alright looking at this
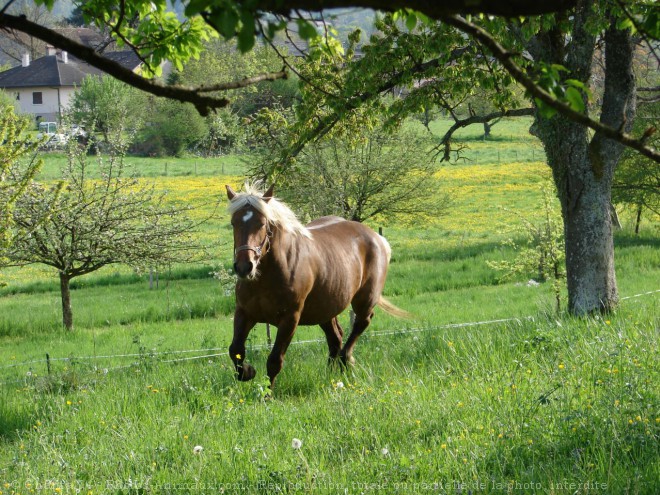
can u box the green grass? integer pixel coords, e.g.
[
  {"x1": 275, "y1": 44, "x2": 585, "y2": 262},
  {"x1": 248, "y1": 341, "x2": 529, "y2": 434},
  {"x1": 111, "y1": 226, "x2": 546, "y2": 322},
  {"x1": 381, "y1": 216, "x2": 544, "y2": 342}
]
[
  {"x1": 33, "y1": 152, "x2": 248, "y2": 180},
  {"x1": 1, "y1": 118, "x2": 658, "y2": 494}
]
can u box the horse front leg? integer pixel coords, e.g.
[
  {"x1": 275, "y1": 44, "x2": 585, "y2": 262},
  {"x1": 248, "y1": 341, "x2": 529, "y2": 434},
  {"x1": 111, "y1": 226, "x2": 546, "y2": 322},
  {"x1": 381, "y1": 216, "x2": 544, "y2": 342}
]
[
  {"x1": 267, "y1": 313, "x2": 300, "y2": 388},
  {"x1": 229, "y1": 307, "x2": 257, "y2": 381}
]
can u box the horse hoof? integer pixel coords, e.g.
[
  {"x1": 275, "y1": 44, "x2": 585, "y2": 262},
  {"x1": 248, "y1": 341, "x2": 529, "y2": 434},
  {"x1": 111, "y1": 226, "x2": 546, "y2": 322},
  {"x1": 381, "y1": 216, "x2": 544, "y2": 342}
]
[
  {"x1": 339, "y1": 354, "x2": 356, "y2": 369},
  {"x1": 236, "y1": 364, "x2": 256, "y2": 381}
]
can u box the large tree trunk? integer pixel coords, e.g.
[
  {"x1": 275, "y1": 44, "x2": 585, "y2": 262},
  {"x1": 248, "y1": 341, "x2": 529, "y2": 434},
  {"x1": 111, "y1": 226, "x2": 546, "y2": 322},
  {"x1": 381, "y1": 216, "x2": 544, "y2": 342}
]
[
  {"x1": 59, "y1": 272, "x2": 74, "y2": 330},
  {"x1": 529, "y1": 7, "x2": 635, "y2": 315}
]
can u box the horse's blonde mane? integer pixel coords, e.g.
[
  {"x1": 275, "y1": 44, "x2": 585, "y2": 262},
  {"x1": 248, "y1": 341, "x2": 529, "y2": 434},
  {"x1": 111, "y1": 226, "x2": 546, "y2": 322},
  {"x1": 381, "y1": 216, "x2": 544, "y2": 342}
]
[{"x1": 228, "y1": 183, "x2": 312, "y2": 238}]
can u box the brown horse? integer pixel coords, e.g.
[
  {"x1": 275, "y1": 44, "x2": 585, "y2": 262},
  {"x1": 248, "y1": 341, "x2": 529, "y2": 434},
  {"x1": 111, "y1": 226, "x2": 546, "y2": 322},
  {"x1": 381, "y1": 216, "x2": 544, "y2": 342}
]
[{"x1": 225, "y1": 183, "x2": 408, "y2": 387}]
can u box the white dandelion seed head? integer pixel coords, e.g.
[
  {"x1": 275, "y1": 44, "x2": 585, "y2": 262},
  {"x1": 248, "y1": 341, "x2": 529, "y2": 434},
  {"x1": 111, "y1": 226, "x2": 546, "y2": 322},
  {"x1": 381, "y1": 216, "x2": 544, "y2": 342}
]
[
  {"x1": 26, "y1": 371, "x2": 32, "y2": 377},
  {"x1": 193, "y1": 445, "x2": 203, "y2": 454},
  {"x1": 291, "y1": 438, "x2": 302, "y2": 450},
  {"x1": 381, "y1": 448, "x2": 389, "y2": 456},
  {"x1": 335, "y1": 381, "x2": 344, "y2": 389}
]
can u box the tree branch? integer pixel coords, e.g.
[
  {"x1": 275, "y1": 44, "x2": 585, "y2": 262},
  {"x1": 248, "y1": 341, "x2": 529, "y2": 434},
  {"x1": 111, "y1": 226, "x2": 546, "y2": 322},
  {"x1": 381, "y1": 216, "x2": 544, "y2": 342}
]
[
  {"x1": 440, "y1": 14, "x2": 660, "y2": 163},
  {"x1": 196, "y1": 69, "x2": 288, "y2": 93},
  {"x1": 435, "y1": 107, "x2": 535, "y2": 161}
]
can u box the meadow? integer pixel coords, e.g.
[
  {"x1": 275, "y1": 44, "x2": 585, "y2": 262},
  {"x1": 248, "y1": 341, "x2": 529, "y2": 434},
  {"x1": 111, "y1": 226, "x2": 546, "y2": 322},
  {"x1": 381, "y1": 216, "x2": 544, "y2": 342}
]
[{"x1": 0, "y1": 118, "x2": 658, "y2": 494}]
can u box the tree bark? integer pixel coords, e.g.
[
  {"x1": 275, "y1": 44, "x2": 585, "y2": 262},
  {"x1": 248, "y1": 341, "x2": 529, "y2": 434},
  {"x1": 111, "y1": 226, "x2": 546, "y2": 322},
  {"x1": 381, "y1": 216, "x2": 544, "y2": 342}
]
[{"x1": 59, "y1": 273, "x2": 74, "y2": 330}]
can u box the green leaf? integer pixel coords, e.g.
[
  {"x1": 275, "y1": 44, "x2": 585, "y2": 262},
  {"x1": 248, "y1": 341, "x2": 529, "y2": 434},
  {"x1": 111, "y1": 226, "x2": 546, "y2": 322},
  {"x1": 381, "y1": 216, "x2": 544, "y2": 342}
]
[
  {"x1": 616, "y1": 17, "x2": 635, "y2": 32},
  {"x1": 237, "y1": 11, "x2": 255, "y2": 52},
  {"x1": 406, "y1": 13, "x2": 417, "y2": 31},
  {"x1": 217, "y1": 9, "x2": 239, "y2": 38},
  {"x1": 297, "y1": 20, "x2": 318, "y2": 41},
  {"x1": 564, "y1": 79, "x2": 585, "y2": 89},
  {"x1": 535, "y1": 98, "x2": 558, "y2": 119},
  {"x1": 564, "y1": 87, "x2": 585, "y2": 113}
]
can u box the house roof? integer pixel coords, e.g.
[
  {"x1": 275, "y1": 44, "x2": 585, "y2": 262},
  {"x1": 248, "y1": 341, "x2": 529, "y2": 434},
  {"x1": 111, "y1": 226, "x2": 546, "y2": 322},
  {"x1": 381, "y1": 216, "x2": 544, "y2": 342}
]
[{"x1": 0, "y1": 50, "x2": 142, "y2": 89}]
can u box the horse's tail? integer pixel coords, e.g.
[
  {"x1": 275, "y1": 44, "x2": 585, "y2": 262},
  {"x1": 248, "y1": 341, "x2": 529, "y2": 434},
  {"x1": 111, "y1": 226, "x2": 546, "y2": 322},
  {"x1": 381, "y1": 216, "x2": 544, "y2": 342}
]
[{"x1": 377, "y1": 296, "x2": 413, "y2": 319}]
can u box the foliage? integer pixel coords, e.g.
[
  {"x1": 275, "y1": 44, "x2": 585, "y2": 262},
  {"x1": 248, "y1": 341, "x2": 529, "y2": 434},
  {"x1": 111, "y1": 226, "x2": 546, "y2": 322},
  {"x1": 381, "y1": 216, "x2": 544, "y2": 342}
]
[
  {"x1": 488, "y1": 182, "x2": 565, "y2": 312},
  {"x1": 67, "y1": 75, "x2": 147, "y2": 148},
  {"x1": 0, "y1": 104, "x2": 42, "y2": 264},
  {"x1": 59, "y1": 0, "x2": 217, "y2": 76},
  {"x1": 5, "y1": 141, "x2": 204, "y2": 329},
  {"x1": 133, "y1": 99, "x2": 209, "y2": 157}
]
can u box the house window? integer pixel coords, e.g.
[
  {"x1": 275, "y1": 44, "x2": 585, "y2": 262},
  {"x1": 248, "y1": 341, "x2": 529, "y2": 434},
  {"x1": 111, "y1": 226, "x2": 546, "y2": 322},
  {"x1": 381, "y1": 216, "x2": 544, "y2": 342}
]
[{"x1": 32, "y1": 92, "x2": 43, "y2": 105}]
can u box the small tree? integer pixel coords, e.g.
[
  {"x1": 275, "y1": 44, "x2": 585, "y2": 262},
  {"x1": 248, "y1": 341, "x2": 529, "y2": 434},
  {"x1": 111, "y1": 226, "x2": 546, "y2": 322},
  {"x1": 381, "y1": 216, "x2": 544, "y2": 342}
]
[
  {"x1": 0, "y1": 103, "x2": 42, "y2": 264},
  {"x1": 133, "y1": 99, "x2": 208, "y2": 157},
  {"x1": 488, "y1": 182, "x2": 565, "y2": 312},
  {"x1": 68, "y1": 75, "x2": 147, "y2": 149},
  {"x1": 253, "y1": 111, "x2": 451, "y2": 223},
  {"x1": 6, "y1": 143, "x2": 203, "y2": 330}
]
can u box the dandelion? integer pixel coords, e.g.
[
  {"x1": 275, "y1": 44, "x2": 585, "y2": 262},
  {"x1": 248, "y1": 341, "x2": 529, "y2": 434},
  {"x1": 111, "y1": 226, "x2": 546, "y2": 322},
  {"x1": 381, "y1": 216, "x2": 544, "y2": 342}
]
[
  {"x1": 183, "y1": 435, "x2": 189, "y2": 440},
  {"x1": 558, "y1": 363, "x2": 565, "y2": 370},
  {"x1": 66, "y1": 400, "x2": 72, "y2": 406},
  {"x1": 291, "y1": 438, "x2": 303, "y2": 450},
  {"x1": 193, "y1": 445, "x2": 203, "y2": 454},
  {"x1": 441, "y1": 444, "x2": 447, "y2": 450},
  {"x1": 26, "y1": 371, "x2": 32, "y2": 377},
  {"x1": 335, "y1": 381, "x2": 344, "y2": 389},
  {"x1": 381, "y1": 448, "x2": 389, "y2": 456},
  {"x1": 235, "y1": 354, "x2": 242, "y2": 360}
]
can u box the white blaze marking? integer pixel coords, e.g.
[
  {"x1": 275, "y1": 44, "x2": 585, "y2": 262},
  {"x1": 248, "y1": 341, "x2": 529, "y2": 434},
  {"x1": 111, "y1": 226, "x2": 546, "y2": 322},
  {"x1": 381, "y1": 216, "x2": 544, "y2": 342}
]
[{"x1": 242, "y1": 210, "x2": 254, "y2": 222}]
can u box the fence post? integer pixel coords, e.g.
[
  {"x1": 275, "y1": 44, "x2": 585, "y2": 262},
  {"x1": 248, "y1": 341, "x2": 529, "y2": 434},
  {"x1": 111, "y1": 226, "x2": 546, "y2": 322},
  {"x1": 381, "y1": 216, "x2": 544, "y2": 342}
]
[
  {"x1": 164, "y1": 162, "x2": 168, "y2": 176},
  {"x1": 46, "y1": 353, "x2": 51, "y2": 375}
]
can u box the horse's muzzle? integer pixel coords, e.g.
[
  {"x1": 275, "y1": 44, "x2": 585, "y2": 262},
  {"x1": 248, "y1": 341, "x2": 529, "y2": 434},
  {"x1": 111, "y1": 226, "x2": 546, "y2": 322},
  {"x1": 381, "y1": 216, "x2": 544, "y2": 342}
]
[{"x1": 234, "y1": 260, "x2": 255, "y2": 279}]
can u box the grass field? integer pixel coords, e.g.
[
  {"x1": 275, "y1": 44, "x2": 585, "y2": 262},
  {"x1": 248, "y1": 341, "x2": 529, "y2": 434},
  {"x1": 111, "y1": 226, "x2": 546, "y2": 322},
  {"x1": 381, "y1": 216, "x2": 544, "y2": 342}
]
[{"x1": 1, "y1": 118, "x2": 658, "y2": 494}]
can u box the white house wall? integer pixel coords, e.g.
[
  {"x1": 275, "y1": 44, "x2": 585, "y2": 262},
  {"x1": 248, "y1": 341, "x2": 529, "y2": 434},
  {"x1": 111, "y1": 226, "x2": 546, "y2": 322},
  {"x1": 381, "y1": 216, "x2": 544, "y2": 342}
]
[{"x1": 14, "y1": 86, "x2": 77, "y2": 125}]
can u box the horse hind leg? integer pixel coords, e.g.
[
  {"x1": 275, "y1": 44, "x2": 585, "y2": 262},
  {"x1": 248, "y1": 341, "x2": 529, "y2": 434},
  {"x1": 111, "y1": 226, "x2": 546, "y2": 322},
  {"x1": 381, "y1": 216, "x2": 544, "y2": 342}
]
[
  {"x1": 320, "y1": 317, "x2": 344, "y2": 362},
  {"x1": 339, "y1": 308, "x2": 374, "y2": 367}
]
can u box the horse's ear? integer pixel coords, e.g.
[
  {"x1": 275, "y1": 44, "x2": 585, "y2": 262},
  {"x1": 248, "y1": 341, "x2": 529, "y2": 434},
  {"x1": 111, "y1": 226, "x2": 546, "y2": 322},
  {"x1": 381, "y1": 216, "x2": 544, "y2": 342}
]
[
  {"x1": 226, "y1": 185, "x2": 237, "y2": 200},
  {"x1": 263, "y1": 184, "x2": 275, "y2": 203}
]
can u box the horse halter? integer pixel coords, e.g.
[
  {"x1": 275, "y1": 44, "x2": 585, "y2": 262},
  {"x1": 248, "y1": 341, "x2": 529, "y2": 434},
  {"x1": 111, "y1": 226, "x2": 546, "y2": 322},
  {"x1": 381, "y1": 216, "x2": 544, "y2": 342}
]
[{"x1": 234, "y1": 224, "x2": 273, "y2": 261}]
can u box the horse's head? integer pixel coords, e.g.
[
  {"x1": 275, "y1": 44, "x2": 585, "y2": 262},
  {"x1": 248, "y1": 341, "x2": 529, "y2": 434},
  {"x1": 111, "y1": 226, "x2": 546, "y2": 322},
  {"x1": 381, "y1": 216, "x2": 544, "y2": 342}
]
[{"x1": 226, "y1": 184, "x2": 274, "y2": 280}]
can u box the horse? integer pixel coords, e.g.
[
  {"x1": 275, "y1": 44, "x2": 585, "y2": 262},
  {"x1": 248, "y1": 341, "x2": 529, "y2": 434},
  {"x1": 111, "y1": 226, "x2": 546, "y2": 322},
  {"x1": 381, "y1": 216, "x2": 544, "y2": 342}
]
[{"x1": 225, "y1": 183, "x2": 409, "y2": 387}]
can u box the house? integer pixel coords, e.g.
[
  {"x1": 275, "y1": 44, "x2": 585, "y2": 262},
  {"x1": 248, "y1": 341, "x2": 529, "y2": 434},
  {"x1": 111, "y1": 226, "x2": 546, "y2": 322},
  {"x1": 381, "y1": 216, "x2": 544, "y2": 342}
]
[{"x1": 0, "y1": 47, "x2": 142, "y2": 125}]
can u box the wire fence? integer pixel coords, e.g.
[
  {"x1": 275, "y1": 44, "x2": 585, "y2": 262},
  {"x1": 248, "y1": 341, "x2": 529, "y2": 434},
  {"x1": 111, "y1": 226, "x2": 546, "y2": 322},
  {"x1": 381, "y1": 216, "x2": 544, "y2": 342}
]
[{"x1": 1, "y1": 289, "x2": 657, "y2": 387}]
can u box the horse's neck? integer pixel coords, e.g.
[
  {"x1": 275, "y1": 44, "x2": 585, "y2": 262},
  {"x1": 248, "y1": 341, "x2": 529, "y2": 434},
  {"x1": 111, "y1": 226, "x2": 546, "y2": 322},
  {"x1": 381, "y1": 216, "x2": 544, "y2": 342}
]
[{"x1": 264, "y1": 228, "x2": 301, "y2": 275}]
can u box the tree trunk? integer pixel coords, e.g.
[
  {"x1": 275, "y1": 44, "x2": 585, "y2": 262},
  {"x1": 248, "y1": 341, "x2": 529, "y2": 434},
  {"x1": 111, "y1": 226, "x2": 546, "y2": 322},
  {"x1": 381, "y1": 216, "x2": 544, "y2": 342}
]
[
  {"x1": 529, "y1": 9, "x2": 635, "y2": 315},
  {"x1": 59, "y1": 272, "x2": 74, "y2": 330},
  {"x1": 483, "y1": 121, "x2": 491, "y2": 139},
  {"x1": 634, "y1": 204, "x2": 643, "y2": 235}
]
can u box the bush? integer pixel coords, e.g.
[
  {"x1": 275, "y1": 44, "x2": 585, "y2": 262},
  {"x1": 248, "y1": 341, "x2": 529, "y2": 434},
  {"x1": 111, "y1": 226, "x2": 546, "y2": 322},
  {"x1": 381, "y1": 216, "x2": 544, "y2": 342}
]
[{"x1": 132, "y1": 100, "x2": 209, "y2": 157}]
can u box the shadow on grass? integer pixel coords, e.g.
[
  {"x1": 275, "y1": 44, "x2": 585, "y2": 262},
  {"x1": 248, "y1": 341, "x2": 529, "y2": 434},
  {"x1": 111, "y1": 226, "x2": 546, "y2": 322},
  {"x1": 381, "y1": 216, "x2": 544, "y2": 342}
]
[
  {"x1": 614, "y1": 231, "x2": 660, "y2": 250},
  {"x1": 0, "y1": 391, "x2": 33, "y2": 442}
]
